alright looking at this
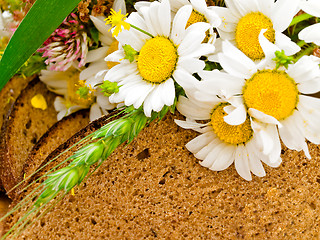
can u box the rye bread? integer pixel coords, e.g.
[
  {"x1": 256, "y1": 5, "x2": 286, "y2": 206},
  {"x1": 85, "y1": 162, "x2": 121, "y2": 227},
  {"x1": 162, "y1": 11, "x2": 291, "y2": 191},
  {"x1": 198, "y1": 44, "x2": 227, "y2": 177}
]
[
  {"x1": 19, "y1": 109, "x2": 90, "y2": 197},
  {"x1": 0, "y1": 78, "x2": 57, "y2": 198},
  {"x1": 6, "y1": 112, "x2": 320, "y2": 239},
  {"x1": 0, "y1": 76, "x2": 34, "y2": 191}
]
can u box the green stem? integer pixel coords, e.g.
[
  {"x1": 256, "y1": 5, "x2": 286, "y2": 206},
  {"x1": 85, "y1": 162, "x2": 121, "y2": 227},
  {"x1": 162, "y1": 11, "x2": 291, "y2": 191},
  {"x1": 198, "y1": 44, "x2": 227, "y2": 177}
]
[
  {"x1": 130, "y1": 24, "x2": 154, "y2": 38},
  {"x1": 295, "y1": 44, "x2": 316, "y2": 61},
  {"x1": 289, "y1": 13, "x2": 313, "y2": 27},
  {"x1": 297, "y1": 40, "x2": 306, "y2": 48}
]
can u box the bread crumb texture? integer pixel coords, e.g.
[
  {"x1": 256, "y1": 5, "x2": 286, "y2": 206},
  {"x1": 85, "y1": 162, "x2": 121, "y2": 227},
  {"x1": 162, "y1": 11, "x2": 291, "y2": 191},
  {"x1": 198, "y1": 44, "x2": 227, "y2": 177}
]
[
  {"x1": 0, "y1": 79, "x2": 57, "y2": 195},
  {"x1": 7, "y1": 113, "x2": 320, "y2": 239}
]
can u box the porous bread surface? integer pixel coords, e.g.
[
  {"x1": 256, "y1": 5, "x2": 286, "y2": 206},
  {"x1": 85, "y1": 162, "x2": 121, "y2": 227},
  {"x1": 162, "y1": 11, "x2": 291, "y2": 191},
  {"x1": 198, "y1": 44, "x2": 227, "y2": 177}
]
[
  {"x1": 21, "y1": 110, "x2": 90, "y2": 191},
  {"x1": 0, "y1": 76, "x2": 34, "y2": 131},
  {"x1": 7, "y1": 113, "x2": 320, "y2": 239},
  {"x1": 0, "y1": 78, "x2": 57, "y2": 197}
]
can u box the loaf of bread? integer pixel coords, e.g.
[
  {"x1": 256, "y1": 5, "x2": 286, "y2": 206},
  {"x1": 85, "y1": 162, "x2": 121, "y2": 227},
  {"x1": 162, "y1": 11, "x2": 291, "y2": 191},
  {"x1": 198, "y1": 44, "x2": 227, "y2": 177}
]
[
  {"x1": 0, "y1": 78, "x2": 58, "y2": 198},
  {"x1": 6, "y1": 112, "x2": 320, "y2": 239}
]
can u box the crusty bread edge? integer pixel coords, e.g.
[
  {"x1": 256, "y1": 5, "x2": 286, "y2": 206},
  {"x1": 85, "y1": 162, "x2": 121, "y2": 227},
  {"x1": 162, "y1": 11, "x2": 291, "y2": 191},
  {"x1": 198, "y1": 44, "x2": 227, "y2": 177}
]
[
  {"x1": 14, "y1": 110, "x2": 122, "y2": 202},
  {"x1": 0, "y1": 78, "x2": 42, "y2": 198},
  {"x1": 16, "y1": 109, "x2": 90, "y2": 197}
]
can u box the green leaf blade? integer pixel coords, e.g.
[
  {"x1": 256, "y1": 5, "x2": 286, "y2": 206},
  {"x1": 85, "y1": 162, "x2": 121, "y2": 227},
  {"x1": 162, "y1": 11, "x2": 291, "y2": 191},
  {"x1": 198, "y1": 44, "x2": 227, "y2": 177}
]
[{"x1": 0, "y1": 0, "x2": 81, "y2": 91}]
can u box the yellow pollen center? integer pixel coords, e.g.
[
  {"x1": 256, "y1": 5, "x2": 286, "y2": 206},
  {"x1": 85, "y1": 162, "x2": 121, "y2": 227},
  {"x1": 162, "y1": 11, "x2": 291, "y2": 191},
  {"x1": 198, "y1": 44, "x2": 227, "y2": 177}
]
[
  {"x1": 243, "y1": 70, "x2": 298, "y2": 120},
  {"x1": 137, "y1": 36, "x2": 178, "y2": 84},
  {"x1": 106, "y1": 40, "x2": 119, "y2": 69},
  {"x1": 211, "y1": 103, "x2": 253, "y2": 145},
  {"x1": 186, "y1": 10, "x2": 208, "y2": 28},
  {"x1": 66, "y1": 69, "x2": 95, "y2": 107},
  {"x1": 186, "y1": 10, "x2": 210, "y2": 42},
  {"x1": 235, "y1": 12, "x2": 275, "y2": 60}
]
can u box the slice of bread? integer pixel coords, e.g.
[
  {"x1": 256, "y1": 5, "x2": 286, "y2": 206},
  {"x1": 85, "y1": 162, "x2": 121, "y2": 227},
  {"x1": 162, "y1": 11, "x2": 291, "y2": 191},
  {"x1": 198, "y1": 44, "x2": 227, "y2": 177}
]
[
  {"x1": 0, "y1": 76, "x2": 34, "y2": 190},
  {"x1": 0, "y1": 78, "x2": 58, "y2": 198},
  {"x1": 6, "y1": 112, "x2": 320, "y2": 239},
  {"x1": 19, "y1": 109, "x2": 90, "y2": 197}
]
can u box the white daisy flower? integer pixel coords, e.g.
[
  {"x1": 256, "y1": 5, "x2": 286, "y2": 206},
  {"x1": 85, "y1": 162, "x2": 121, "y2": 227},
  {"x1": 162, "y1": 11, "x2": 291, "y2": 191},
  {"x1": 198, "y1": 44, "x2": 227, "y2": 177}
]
[
  {"x1": 79, "y1": 0, "x2": 126, "y2": 87},
  {"x1": 105, "y1": 0, "x2": 215, "y2": 117},
  {"x1": 212, "y1": 0, "x2": 301, "y2": 60},
  {"x1": 40, "y1": 66, "x2": 114, "y2": 121},
  {"x1": 175, "y1": 93, "x2": 281, "y2": 181},
  {"x1": 203, "y1": 36, "x2": 320, "y2": 159},
  {"x1": 298, "y1": 0, "x2": 320, "y2": 45},
  {"x1": 135, "y1": 0, "x2": 221, "y2": 43}
]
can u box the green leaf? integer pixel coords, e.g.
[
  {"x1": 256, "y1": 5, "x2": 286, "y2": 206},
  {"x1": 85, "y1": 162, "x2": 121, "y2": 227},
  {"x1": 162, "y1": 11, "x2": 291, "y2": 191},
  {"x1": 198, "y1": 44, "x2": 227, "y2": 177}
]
[{"x1": 0, "y1": 0, "x2": 81, "y2": 91}]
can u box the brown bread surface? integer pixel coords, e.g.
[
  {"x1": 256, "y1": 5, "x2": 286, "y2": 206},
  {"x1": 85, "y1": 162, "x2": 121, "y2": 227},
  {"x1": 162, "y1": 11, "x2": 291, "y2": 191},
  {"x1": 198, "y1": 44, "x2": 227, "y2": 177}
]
[
  {"x1": 0, "y1": 76, "x2": 34, "y2": 190},
  {"x1": 0, "y1": 78, "x2": 57, "y2": 197},
  {"x1": 6, "y1": 113, "x2": 320, "y2": 239},
  {"x1": 21, "y1": 110, "x2": 90, "y2": 192},
  {"x1": 0, "y1": 76, "x2": 34, "y2": 132}
]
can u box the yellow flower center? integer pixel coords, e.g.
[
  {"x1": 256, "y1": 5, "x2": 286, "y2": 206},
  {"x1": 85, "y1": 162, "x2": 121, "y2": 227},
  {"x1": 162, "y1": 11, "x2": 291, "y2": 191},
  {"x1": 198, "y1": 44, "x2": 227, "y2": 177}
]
[
  {"x1": 106, "y1": 40, "x2": 119, "y2": 69},
  {"x1": 186, "y1": 10, "x2": 210, "y2": 42},
  {"x1": 137, "y1": 36, "x2": 178, "y2": 84},
  {"x1": 186, "y1": 10, "x2": 208, "y2": 28},
  {"x1": 235, "y1": 12, "x2": 275, "y2": 60},
  {"x1": 66, "y1": 69, "x2": 95, "y2": 108},
  {"x1": 211, "y1": 103, "x2": 253, "y2": 145},
  {"x1": 243, "y1": 70, "x2": 298, "y2": 120}
]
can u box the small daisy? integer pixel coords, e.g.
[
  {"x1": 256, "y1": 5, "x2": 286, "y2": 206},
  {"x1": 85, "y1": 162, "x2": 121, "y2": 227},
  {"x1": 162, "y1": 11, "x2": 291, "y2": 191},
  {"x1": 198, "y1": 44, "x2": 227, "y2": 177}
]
[
  {"x1": 105, "y1": 0, "x2": 215, "y2": 117},
  {"x1": 298, "y1": 0, "x2": 320, "y2": 45},
  {"x1": 40, "y1": 66, "x2": 114, "y2": 121},
  {"x1": 135, "y1": 0, "x2": 221, "y2": 43},
  {"x1": 79, "y1": 0, "x2": 126, "y2": 88},
  {"x1": 212, "y1": 0, "x2": 301, "y2": 60},
  {"x1": 175, "y1": 93, "x2": 281, "y2": 181},
  {"x1": 202, "y1": 36, "x2": 320, "y2": 158}
]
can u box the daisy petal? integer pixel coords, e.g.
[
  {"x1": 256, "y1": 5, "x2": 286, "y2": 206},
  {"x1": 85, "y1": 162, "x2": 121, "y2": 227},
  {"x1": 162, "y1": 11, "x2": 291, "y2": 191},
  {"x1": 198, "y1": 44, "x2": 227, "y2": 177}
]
[
  {"x1": 235, "y1": 145, "x2": 252, "y2": 181},
  {"x1": 271, "y1": 0, "x2": 299, "y2": 32},
  {"x1": 223, "y1": 104, "x2": 247, "y2": 125},
  {"x1": 275, "y1": 32, "x2": 300, "y2": 56},
  {"x1": 248, "y1": 108, "x2": 282, "y2": 126},
  {"x1": 90, "y1": 103, "x2": 103, "y2": 121},
  {"x1": 210, "y1": 144, "x2": 235, "y2": 171},
  {"x1": 298, "y1": 23, "x2": 320, "y2": 45}
]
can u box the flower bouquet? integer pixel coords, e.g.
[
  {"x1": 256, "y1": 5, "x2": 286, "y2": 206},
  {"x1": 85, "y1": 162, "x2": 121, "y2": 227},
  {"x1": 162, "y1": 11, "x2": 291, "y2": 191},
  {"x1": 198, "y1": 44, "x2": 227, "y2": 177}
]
[{"x1": 0, "y1": 0, "x2": 320, "y2": 238}]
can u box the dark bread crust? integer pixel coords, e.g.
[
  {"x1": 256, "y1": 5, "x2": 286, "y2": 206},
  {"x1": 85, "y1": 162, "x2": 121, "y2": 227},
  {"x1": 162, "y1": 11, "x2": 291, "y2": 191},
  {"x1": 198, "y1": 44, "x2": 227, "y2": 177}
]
[
  {"x1": 16, "y1": 110, "x2": 121, "y2": 197},
  {"x1": 0, "y1": 78, "x2": 57, "y2": 198},
  {"x1": 6, "y1": 112, "x2": 320, "y2": 239},
  {"x1": 0, "y1": 76, "x2": 35, "y2": 191},
  {"x1": 19, "y1": 109, "x2": 90, "y2": 197}
]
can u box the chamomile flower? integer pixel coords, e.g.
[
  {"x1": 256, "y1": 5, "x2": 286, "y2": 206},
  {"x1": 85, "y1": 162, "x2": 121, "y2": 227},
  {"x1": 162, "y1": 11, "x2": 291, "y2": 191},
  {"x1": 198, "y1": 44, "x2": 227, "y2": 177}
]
[
  {"x1": 298, "y1": 0, "x2": 320, "y2": 45},
  {"x1": 175, "y1": 93, "x2": 281, "y2": 181},
  {"x1": 40, "y1": 66, "x2": 114, "y2": 121},
  {"x1": 80, "y1": 0, "x2": 126, "y2": 88},
  {"x1": 135, "y1": 0, "x2": 221, "y2": 43},
  {"x1": 212, "y1": 0, "x2": 301, "y2": 60},
  {"x1": 105, "y1": 0, "x2": 215, "y2": 117},
  {"x1": 203, "y1": 36, "x2": 320, "y2": 159}
]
